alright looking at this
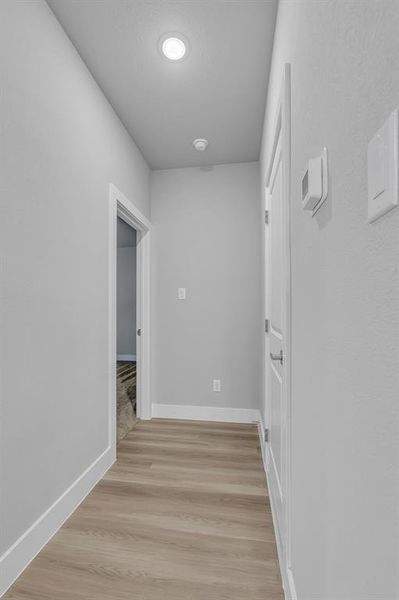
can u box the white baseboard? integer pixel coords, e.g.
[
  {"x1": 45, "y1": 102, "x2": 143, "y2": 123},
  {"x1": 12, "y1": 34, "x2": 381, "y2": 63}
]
[
  {"x1": 0, "y1": 447, "x2": 114, "y2": 597},
  {"x1": 255, "y1": 414, "x2": 298, "y2": 600},
  {"x1": 117, "y1": 354, "x2": 136, "y2": 361},
  {"x1": 152, "y1": 403, "x2": 260, "y2": 424},
  {"x1": 286, "y1": 568, "x2": 298, "y2": 600}
]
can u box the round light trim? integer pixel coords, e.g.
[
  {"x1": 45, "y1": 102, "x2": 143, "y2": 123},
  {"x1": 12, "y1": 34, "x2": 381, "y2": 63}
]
[{"x1": 162, "y1": 36, "x2": 186, "y2": 61}]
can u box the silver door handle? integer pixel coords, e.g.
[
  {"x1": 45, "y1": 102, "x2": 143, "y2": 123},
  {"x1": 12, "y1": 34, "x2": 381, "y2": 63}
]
[{"x1": 270, "y1": 350, "x2": 284, "y2": 365}]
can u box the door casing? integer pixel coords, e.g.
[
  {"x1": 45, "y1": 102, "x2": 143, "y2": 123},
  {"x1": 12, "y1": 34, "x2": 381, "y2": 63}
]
[{"x1": 109, "y1": 184, "x2": 151, "y2": 458}]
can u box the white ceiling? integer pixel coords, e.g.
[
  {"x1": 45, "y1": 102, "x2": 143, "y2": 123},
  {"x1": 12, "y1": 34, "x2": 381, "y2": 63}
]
[{"x1": 47, "y1": 0, "x2": 277, "y2": 170}]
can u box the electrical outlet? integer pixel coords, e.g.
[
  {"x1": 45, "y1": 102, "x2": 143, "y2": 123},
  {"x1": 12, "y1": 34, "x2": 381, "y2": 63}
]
[{"x1": 213, "y1": 379, "x2": 221, "y2": 392}]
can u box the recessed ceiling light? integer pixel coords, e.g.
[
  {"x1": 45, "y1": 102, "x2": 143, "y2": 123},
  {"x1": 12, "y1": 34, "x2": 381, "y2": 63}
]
[{"x1": 160, "y1": 34, "x2": 188, "y2": 61}]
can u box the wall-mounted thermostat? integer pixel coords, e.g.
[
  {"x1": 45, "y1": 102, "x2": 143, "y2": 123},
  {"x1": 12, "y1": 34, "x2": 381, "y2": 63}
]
[{"x1": 301, "y1": 148, "x2": 328, "y2": 216}]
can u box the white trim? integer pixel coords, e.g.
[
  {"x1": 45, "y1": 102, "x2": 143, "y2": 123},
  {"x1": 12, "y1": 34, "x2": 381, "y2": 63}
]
[
  {"x1": 0, "y1": 448, "x2": 113, "y2": 597},
  {"x1": 286, "y1": 568, "x2": 298, "y2": 600},
  {"x1": 109, "y1": 184, "x2": 151, "y2": 421},
  {"x1": 116, "y1": 354, "x2": 136, "y2": 361},
  {"x1": 112, "y1": 183, "x2": 151, "y2": 231},
  {"x1": 255, "y1": 416, "x2": 297, "y2": 600},
  {"x1": 152, "y1": 404, "x2": 260, "y2": 424}
]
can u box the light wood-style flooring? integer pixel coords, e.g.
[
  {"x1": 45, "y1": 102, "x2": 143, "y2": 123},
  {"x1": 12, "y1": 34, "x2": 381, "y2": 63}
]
[{"x1": 5, "y1": 419, "x2": 283, "y2": 599}]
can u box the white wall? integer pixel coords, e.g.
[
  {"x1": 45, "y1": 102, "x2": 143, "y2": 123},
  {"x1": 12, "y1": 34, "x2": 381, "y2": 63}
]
[
  {"x1": 150, "y1": 162, "x2": 262, "y2": 414},
  {"x1": 0, "y1": 0, "x2": 149, "y2": 590},
  {"x1": 117, "y1": 221, "x2": 137, "y2": 356},
  {"x1": 261, "y1": 2, "x2": 399, "y2": 598}
]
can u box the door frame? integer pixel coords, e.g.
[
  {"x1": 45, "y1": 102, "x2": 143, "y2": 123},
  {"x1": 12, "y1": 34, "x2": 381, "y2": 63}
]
[
  {"x1": 108, "y1": 183, "x2": 151, "y2": 455},
  {"x1": 264, "y1": 64, "x2": 293, "y2": 575}
]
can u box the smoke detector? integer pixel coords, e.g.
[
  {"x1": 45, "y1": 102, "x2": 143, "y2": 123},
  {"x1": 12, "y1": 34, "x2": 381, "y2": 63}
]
[{"x1": 193, "y1": 138, "x2": 209, "y2": 152}]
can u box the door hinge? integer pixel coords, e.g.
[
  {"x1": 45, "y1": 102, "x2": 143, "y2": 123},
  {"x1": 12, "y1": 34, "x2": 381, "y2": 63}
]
[
  {"x1": 265, "y1": 318, "x2": 269, "y2": 333},
  {"x1": 265, "y1": 428, "x2": 269, "y2": 443},
  {"x1": 265, "y1": 209, "x2": 269, "y2": 224}
]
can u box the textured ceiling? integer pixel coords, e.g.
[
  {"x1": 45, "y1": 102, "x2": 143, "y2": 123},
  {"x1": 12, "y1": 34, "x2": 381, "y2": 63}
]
[{"x1": 47, "y1": 0, "x2": 277, "y2": 170}]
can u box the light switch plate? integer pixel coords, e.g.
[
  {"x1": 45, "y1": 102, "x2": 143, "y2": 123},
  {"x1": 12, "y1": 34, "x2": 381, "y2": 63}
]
[
  {"x1": 178, "y1": 287, "x2": 186, "y2": 300},
  {"x1": 368, "y1": 109, "x2": 399, "y2": 223},
  {"x1": 301, "y1": 148, "x2": 328, "y2": 216}
]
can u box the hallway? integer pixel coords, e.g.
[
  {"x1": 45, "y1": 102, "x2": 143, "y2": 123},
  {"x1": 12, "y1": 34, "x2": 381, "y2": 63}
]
[
  {"x1": 2, "y1": 1, "x2": 399, "y2": 597},
  {"x1": 5, "y1": 420, "x2": 283, "y2": 600}
]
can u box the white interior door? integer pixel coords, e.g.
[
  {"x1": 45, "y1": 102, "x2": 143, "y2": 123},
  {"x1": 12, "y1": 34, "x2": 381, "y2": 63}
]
[
  {"x1": 265, "y1": 64, "x2": 291, "y2": 568},
  {"x1": 267, "y1": 132, "x2": 287, "y2": 548}
]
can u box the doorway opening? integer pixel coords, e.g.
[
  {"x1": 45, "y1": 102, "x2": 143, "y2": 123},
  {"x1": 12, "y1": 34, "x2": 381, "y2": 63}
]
[
  {"x1": 116, "y1": 217, "x2": 138, "y2": 442},
  {"x1": 109, "y1": 184, "x2": 151, "y2": 459}
]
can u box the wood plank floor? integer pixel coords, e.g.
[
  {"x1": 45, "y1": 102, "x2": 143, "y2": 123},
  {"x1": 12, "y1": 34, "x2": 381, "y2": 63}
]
[{"x1": 5, "y1": 419, "x2": 283, "y2": 600}]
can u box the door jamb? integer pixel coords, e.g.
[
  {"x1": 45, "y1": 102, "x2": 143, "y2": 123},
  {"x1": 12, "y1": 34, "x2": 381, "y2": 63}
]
[
  {"x1": 109, "y1": 184, "x2": 151, "y2": 457},
  {"x1": 264, "y1": 63, "x2": 292, "y2": 571}
]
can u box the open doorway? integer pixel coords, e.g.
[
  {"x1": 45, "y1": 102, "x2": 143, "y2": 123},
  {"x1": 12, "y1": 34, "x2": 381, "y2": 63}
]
[
  {"x1": 116, "y1": 217, "x2": 137, "y2": 441},
  {"x1": 109, "y1": 184, "x2": 151, "y2": 459}
]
